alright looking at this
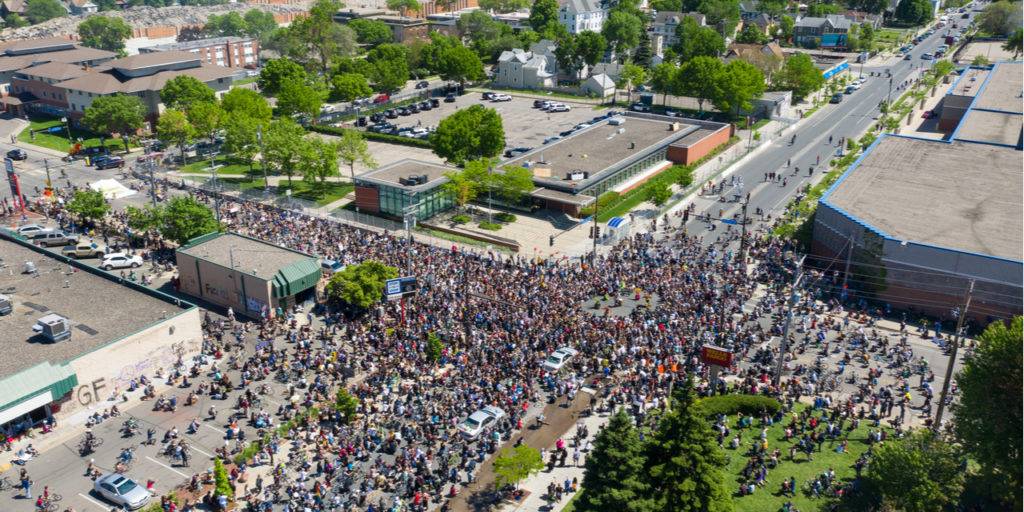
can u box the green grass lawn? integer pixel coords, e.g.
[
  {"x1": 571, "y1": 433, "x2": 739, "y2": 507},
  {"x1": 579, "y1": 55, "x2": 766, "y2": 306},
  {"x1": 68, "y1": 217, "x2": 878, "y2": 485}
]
[
  {"x1": 726, "y1": 404, "x2": 893, "y2": 512},
  {"x1": 233, "y1": 76, "x2": 258, "y2": 86},
  {"x1": 180, "y1": 157, "x2": 251, "y2": 175},
  {"x1": 219, "y1": 177, "x2": 353, "y2": 206},
  {"x1": 18, "y1": 115, "x2": 131, "y2": 154}
]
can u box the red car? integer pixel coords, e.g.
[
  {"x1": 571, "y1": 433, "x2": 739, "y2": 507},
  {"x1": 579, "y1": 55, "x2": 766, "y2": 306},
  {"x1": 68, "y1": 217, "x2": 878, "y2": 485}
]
[
  {"x1": 921, "y1": 110, "x2": 935, "y2": 119},
  {"x1": 373, "y1": 94, "x2": 390, "y2": 104}
]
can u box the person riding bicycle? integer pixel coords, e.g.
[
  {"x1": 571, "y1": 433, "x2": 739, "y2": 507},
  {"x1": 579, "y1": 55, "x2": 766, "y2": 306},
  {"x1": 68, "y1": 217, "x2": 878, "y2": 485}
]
[{"x1": 119, "y1": 447, "x2": 134, "y2": 464}]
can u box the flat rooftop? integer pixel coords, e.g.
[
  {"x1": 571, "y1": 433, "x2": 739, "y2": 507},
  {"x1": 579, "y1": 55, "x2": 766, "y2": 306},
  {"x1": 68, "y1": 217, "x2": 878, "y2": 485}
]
[
  {"x1": 178, "y1": 232, "x2": 313, "y2": 281},
  {"x1": 955, "y1": 109, "x2": 1023, "y2": 146},
  {"x1": 0, "y1": 235, "x2": 190, "y2": 380},
  {"x1": 949, "y1": 67, "x2": 989, "y2": 97},
  {"x1": 825, "y1": 136, "x2": 1023, "y2": 261},
  {"x1": 973, "y1": 61, "x2": 1022, "y2": 113},
  {"x1": 505, "y1": 114, "x2": 703, "y2": 191},
  {"x1": 355, "y1": 159, "x2": 453, "y2": 193}
]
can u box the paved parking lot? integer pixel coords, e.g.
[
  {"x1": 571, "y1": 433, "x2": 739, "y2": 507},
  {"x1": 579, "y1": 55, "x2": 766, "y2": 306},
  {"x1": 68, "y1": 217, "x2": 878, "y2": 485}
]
[{"x1": 369, "y1": 93, "x2": 603, "y2": 151}]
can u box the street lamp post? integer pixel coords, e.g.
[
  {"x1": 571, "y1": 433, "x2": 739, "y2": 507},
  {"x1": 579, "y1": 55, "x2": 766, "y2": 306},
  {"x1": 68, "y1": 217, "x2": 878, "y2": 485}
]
[{"x1": 60, "y1": 117, "x2": 71, "y2": 142}]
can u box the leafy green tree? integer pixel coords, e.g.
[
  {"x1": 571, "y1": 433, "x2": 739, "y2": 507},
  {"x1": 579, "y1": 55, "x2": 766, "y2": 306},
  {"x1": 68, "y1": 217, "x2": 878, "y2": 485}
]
[
  {"x1": 160, "y1": 76, "x2": 216, "y2": 112},
  {"x1": 299, "y1": 136, "x2": 340, "y2": 191},
  {"x1": 528, "y1": 0, "x2": 560, "y2": 34},
  {"x1": 425, "y1": 332, "x2": 444, "y2": 362},
  {"x1": 337, "y1": 129, "x2": 376, "y2": 182},
  {"x1": 277, "y1": 79, "x2": 325, "y2": 120},
  {"x1": 243, "y1": 8, "x2": 278, "y2": 40},
  {"x1": 325, "y1": 260, "x2": 399, "y2": 308},
  {"x1": 156, "y1": 109, "x2": 194, "y2": 162},
  {"x1": 778, "y1": 15, "x2": 795, "y2": 41},
  {"x1": 5, "y1": 13, "x2": 28, "y2": 28},
  {"x1": 386, "y1": 0, "x2": 420, "y2": 15},
  {"x1": 602, "y1": 11, "x2": 643, "y2": 55},
  {"x1": 82, "y1": 94, "x2": 145, "y2": 152},
  {"x1": 1004, "y1": 27, "x2": 1023, "y2": 58},
  {"x1": 644, "y1": 378, "x2": 732, "y2": 512},
  {"x1": 849, "y1": 0, "x2": 887, "y2": 13},
  {"x1": 78, "y1": 16, "x2": 132, "y2": 52},
  {"x1": 494, "y1": 165, "x2": 534, "y2": 205},
  {"x1": 647, "y1": 181, "x2": 672, "y2": 206},
  {"x1": 698, "y1": 0, "x2": 740, "y2": 33},
  {"x1": 258, "y1": 58, "x2": 307, "y2": 96},
  {"x1": 367, "y1": 44, "x2": 410, "y2": 92},
  {"x1": 420, "y1": 33, "x2": 460, "y2": 74},
  {"x1": 333, "y1": 388, "x2": 359, "y2": 423},
  {"x1": 859, "y1": 430, "x2": 966, "y2": 512},
  {"x1": 160, "y1": 195, "x2": 221, "y2": 245},
  {"x1": 673, "y1": 16, "x2": 725, "y2": 63},
  {"x1": 895, "y1": 0, "x2": 935, "y2": 25},
  {"x1": 348, "y1": 18, "x2": 393, "y2": 47},
  {"x1": 187, "y1": 101, "x2": 225, "y2": 145},
  {"x1": 222, "y1": 115, "x2": 260, "y2": 172},
  {"x1": 436, "y1": 44, "x2": 485, "y2": 86},
  {"x1": 978, "y1": 0, "x2": 1022, "y2": 36},
  {"x1": 432, "y1": 105, "x2": 505, "y2": 165},
  {"x1": 971, "y1": 54, "x2": 990, "y2": 66},
  {"x1": 773, "y1": 53, "x2": 824, "y2": 100},
  {"x1": 24, "y1": 0, "x2": 64, "y2": 24},
  {"x1": 714, "y1": 60, "x2": 765, "y2": 117},
  {"x1": 441, "y1": 165, "x2": 487, "y2": 211},
  {"x1": 807, "y1": 2, "x2": 839, "y2": 16},
  {"x1": 288, "y1": 0, "x2": 357, "y2": 72},
  {"x1": 953, "y1": 317, "x2": 1023, "y2": 510},
  {"x1": 220, "y1": 87, "x2": 272, "y2": 124},
  {"x1": 555, "y1": 35, "x2": 584, "y2": 78},
  {"x1": 575, "y1": 31, "x2": 607, "y2": 67},
  {"x1": 263, "y1": 118, "x2": 307, "y2": 186},
  {"x1": 634, "y1": 30, "x2": 653, "y2": 69},
  {"x1": 578, "y1": 410, "x2": 652, "y2": 512},
  {"x1": 493, "y1": 445, "x2": 545, "y2": 489},
  {"x1": 66, "y1": 189, "x2": 110, "y2": 223},
  {"x1": 125, "y1": 205, "x2": 162, "y2": 233},
  {"x1": 736, "y1": 24, "x2": 768, "y2": 44},
  {"x1": 477, "y1": 0, "x2": 529, "y2": 12},
  {"x1": 650, "y1": 0, "x2": 682, "y2": 10},
  {"x1": 330, "y1": 73, "x2": 372, "y2": 102},
  {"x1": 203, "y1": 11, "x2": 247, "y2": 37},
  {"x1": 616, "y1": 63, "x2": 647, "y2": 103},
  {"x1": 650, "y1": 62, "x2": 678, "y2": 105},
  {"x1": 676, "y1": 56, "x2": 723, "y2": 113}
]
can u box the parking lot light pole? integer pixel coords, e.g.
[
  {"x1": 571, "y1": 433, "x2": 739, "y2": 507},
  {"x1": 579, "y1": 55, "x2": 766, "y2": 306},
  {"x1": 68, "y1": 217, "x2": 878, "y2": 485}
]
[{"x1": 773, "y1": 255, "x2": 806, "y2": 387}]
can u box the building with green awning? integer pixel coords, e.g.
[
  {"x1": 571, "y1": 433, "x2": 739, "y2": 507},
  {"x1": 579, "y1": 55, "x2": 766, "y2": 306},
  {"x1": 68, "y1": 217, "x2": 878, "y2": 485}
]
[{"x1": 176, "y1": 232, "x2": 322, "y2": 319}]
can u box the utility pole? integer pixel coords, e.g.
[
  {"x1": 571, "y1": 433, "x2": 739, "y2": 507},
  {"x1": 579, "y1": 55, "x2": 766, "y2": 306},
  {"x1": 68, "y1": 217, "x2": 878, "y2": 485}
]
[
  {"x1": 257, "y1": 126, "x2": 268, "y2": 191},
  {"x1": 934, "y1": 280, "x2": 975, "y2": 430},
  {"x1": 773, "y1": 255, "x2": 806, "y2": 387},
  {"x1": 738, "y1": 200, "x2": 748, "y2": 264},
  {"x1": 43, "y1": 159, "x2": 52, "y2": 197},
  {"x1": 886, "y1": 76, "x2": 894, "y2": 108},
  {"x1": 591, "y1": 198, "x2": 599, "y2": 266},
  {"x1": 840, "y1": 235, "x2": 854, "y2": 297},
  {"x1": 148, "y1": 157, "x2": 157, "y2": 206}
]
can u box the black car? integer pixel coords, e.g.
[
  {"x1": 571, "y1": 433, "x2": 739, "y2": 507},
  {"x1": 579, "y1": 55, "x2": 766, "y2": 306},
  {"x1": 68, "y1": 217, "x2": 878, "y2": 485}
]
[
  {"x1": 415, "y1": 80, "x2": 430, "y2": 89},
  {"x1": 482, "y1": 92, "x2": 496, "y2": 100},
  {"x1": 398, "y1": 108, "x2": 411, "y2": 116},
  {"x1": 444, "y1": 93, "x2": 456, "y2": 103},
  {"x1": 95, "y1": 156, "x2": 124, "y2": 170},
  {"x1": 386, "y1": 109, "x2": 399, "y2": 119},
  {"x1": 355, "y1": 116, "x2": 368, "y2": 127},
  {"x1": 533, "y1": 100, "x2": 550, "y2": 108},
  {"x1": 419, "y1": 100, "x2": 432, "y2": 111},
  {"x1": 5, "y1": 148, "x2": 27, "y2": 160},
  {"x1": 430, "y1": 98, "x2": 441, "y2": 107},
  {"x1": 408, "y1": 104, "x2": 420, "y2": 113},
  {"x1": 370, "y1": 113, "x2": 385, "y2": 123},
  {"x1": 75, "y1": 146, "x2": 109, "y2": 161}
]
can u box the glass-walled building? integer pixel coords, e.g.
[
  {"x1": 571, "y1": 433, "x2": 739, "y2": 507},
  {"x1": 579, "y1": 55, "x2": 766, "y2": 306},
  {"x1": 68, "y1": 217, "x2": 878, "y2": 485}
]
[{"x1": 353, "y1": 159, "x2": 456, "y2": 220}]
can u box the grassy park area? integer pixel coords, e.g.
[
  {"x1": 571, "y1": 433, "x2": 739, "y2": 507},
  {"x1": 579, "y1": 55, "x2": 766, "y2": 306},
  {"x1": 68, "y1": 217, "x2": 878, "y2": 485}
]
[
  {"x1": 181, "y1": 156, "x2": 251, "y2": 176},
  {"x1": 18, "y1": 115, "x2": 132, "y2": 153},
  {"x1": 218, "y1": 176, "x2": 353, "y2": 206}
]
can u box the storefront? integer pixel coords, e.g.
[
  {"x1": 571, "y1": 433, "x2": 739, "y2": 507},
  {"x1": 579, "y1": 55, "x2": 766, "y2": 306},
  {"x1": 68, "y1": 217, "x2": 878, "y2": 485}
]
[{"x1": 0, "y1": 362, "x2": 77, "y2": 437}]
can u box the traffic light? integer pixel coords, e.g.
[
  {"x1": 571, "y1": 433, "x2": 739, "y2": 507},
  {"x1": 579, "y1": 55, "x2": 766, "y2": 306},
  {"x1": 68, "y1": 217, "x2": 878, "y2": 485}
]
[{"x1": 549, "y1": 235, "x2": 555, "y2": 247}]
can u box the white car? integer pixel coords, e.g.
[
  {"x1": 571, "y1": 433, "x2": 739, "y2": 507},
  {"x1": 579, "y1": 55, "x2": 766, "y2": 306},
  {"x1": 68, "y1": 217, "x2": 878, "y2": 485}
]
[
  {"x1": 101, "y1": 252, "x2": 143, "y2": 270},
  {"x1": 16, "y1": 224, "x2": 47, "y2": 238},
  {"x1": 94, "y1": 473, "x2": 151, "y2": 510},
  {"x1": 542, "y1": 347, "x2": 579, "y2": 373},
  {"x1": 548, "y1": 103, "x2": 571, "y2": 112},
  {"x1": 458, "y1": 406, "x2": 506, "y2": 440},
  {"x1": 491, "y1": 93, "x2": 513, "y2": 102}
]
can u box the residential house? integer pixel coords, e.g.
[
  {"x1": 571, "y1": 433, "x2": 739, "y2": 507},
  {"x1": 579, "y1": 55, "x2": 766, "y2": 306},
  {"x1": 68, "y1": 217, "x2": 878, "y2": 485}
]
[
  {"x1": 743, "y1": 13, "x2": 773, "y2": 36},
  {"x1": 589, "y1": 61, "x2": 624, "y2": 81},
  {"x1": 0, "y1": 0, "x2": 24, "y2": 18},
  {"x1": 68, "y1": 0, "x2": 98, "y2": 15},
  {"x1": 842, "y1": 11, "x2": 883, "y2": 29},
  {"x1": 794, "y1": 15, "x2": 853, "y2": 48},
  {"x1": 580, "y1": 72, "x2": 615, "y2": 97},
  {"x1": 724, "y1": 42, "x2": 785, "y2": 82},
  {"x1": 558, "y1": 0, "x2": 606, "y2": 35},
  {"x1": 650, "y1": 11, "x2": 706, "y2": 48},
  {"x1": 139, "y1": 36, "x2": 260, "y2": 68},
  {"x1": 493, "y1": 40, "x2": 558, "y2": 89}
]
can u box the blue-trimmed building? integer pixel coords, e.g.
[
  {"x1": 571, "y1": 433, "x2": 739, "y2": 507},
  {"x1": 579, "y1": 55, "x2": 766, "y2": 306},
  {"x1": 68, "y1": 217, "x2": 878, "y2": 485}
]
[{"x1": 811, "y1": 61, "x2": 1023, "y2": 322}]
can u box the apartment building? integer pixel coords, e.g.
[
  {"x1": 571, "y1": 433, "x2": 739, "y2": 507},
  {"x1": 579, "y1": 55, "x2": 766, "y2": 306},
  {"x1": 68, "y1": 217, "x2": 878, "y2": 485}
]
[{"x1": 139, "y1": 36, "x2": 259, "y2": 69}]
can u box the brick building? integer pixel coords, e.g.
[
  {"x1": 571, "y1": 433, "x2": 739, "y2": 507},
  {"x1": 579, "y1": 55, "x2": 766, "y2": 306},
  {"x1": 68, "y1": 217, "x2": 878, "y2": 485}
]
[{"x1": 139, "y1": 36, "x2": 259, "y2": 69}]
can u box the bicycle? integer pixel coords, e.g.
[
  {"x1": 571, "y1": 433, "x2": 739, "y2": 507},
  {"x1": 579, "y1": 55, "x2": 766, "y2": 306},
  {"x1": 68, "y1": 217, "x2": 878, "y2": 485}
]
[
  {"x1": 0, "y1": 476, "x2": 12, "y2": 491},
  {"x1": 38, "y1": 493, "x2": 62, "y2": 512}
]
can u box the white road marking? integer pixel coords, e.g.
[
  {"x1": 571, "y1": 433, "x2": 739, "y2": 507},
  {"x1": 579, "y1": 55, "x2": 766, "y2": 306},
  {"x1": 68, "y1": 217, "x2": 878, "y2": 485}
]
[
  {"x1": 203, "y1": 423, "x2": 226, "y2": 434},
  {"x1": 78, "y1": 492, "x2": 110, "y2": 510},
  {"x1": 189, "y1": 444, "x2": 214, "y2": 458},
  {"x1": 145, "y1": 455, "x2": 190, "y2": 478}
]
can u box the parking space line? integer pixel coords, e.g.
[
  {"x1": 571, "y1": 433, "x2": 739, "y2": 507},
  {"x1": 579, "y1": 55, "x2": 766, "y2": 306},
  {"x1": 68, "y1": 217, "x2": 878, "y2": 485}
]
[
  {"x1": 189, "y1": 444, "x2": 213, "y2": 458},
  {"x1": 203, "y1": 423, "x2": 225, "y2": 434},
  {"x1": 145, "y1": 456, "x2": 190, "y2": 478},
  {"x1": 78, "y1": 492, "x2": 110, "y2": 510}
]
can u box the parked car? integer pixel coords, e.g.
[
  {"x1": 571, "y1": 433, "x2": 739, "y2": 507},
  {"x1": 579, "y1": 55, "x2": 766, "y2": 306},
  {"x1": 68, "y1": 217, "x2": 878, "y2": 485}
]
[
  {"x1": 845, "y1": 85, "x2": 856, "y2": 94},
  {"x1": 491, "y1": 93, "x2": 512, "y2": 102},
  {"x1": 829, "y1": 93, "x2": 844, "y2": 104},
  {"x1": 548, "y1": 104, "x2": 571, "y2": 112},
  {"x1": 458, "y1": 406, "x2": 506, "y2": 440},
  {"x1": 95, "y1": 156, "x2": 125, "y2": 170},
  {"x1": 16, "y1": 224, "x2": 46, "y2": 238},
  {"x1": 921, "y1": 53, "x2": 934, "y2": 60},
  {"x1": 398, "y1": 108, "x2": 411, "y2": 116},
  {"x1": 385, "y1": 109, "x2": 399, "y2": 119},
  {"x1": 373, "y1": 93, "x2": 390, "y2": 104},
  {"x1": 100, "y1": 252, "x2": 143, "y2": 270},
  {"x1": 481, "y1": 91, "x2": 496, "y2": 100},
  {"x1": 94, "y1": 473, "x2": 151, "y2": 510},
  {"x1": 321, "y1": 259, "x2": 345, "y2": 274},
  {"x1": 5, "y1": 148, "x2": 27, "y2": 160},
  {"x1": 415, "y1": 80, "x2": 430, "y2": 89},
  {"x1": 543, "y1": 135, "x2": 562, "y2": 144},
  {"x1": 419, "y1": 100, "x2": 432, "y2": 111},
  {"x1": 904, "y1": 53, "x2": 913, "y2": 60},
  {"x1": 444, "y1": 93, "x2": 457, "y2": 102},
  {"x1": 542, "y1": 347, "x2": 579, "y2": 373},
  {"x1": 503, "y1": 147, "x2": 533, "y2": 158},
  {"x1": 430, "y1": 98, "x2": 441, "y2": 108},
  {"x1": 37, "y1": 231, "x2": 78, "y2": 247},
  {"x1": 61, "y1": 241, "x2": 107, "y2": 259},
  {"x1": 630, "y1": 103, "x2": 650, "y2": 112},
  {"x1": 533, "y1": 100, "x2": 549, "y2": 108},
  {"x1": 408, "y1": 104, "x2": 420, "y2": 114}
]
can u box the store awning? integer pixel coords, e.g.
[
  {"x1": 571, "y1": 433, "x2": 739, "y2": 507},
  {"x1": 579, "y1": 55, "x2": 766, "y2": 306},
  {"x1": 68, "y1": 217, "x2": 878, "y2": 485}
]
[
  {"x1": 607, "y1": 217, "x2": 628, "y2": 229},
  {"x1": 271, "y1": 258, "x2": 322, "y2": 299},
  {"x1": 0, "y1": 362, "x2": 78, "y2": 413}
]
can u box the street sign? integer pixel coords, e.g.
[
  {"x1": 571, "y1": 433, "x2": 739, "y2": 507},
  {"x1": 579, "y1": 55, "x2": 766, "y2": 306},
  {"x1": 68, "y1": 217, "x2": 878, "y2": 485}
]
[
  {"x1": 701, "y1": 344, "x2": 734, "y2": 367},
  {"x1": 385, "y1": 276, "x2": 418, "y2": 301},
  {"x1": 720, "y1": 218, "x2": 738, "y2": 225}
]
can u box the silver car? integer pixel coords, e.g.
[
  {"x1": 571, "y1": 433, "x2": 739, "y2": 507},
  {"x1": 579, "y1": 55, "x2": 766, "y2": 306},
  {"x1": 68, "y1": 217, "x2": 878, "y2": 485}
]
[{"x1": 94, "y1": 473, "x2": 151, "y2": 510}]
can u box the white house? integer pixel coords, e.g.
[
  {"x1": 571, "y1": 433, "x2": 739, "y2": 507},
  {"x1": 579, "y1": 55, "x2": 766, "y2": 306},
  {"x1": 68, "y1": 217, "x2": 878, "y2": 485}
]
[
  {"x1": 558, "y1": 0, "x2": 606, "y2": 35},
  {"x1": 581, "y1": 73, "x2": 615, "y2": 97},
  {"x1": 493, "y1": 40, "x2": 559, "y2": 89}
]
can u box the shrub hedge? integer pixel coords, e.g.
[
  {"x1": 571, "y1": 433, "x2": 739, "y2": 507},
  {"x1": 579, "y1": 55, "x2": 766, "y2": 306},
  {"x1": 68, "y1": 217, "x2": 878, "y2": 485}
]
[
  {"x1": 695, "y1": 394, "x2": 782, "y2": 418},
  {"x1": 308, "y1": 125, "x2": 433, "y2": 149}
]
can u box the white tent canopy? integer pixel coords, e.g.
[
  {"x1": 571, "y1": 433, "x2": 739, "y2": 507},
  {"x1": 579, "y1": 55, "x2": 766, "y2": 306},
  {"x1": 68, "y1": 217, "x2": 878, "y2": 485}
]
[{"x1": 88, "y1": 179, "x2": 136, "y2": 200}]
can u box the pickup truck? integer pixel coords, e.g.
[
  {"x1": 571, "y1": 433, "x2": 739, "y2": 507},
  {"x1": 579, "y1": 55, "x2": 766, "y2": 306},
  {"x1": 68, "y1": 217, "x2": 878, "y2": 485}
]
[
  {"x1": 61, "y1": 241, "x2": 107, "y2": 259},
  {"x1": 37, "y1": 231, "x2": 79, "y2": 247}
]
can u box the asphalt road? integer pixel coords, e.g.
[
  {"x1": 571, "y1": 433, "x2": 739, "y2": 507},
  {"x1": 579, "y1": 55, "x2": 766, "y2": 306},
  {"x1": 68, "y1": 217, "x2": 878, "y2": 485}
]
[{"x1": 684, "y1": 18, "x2": 976, "y2": 244}]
